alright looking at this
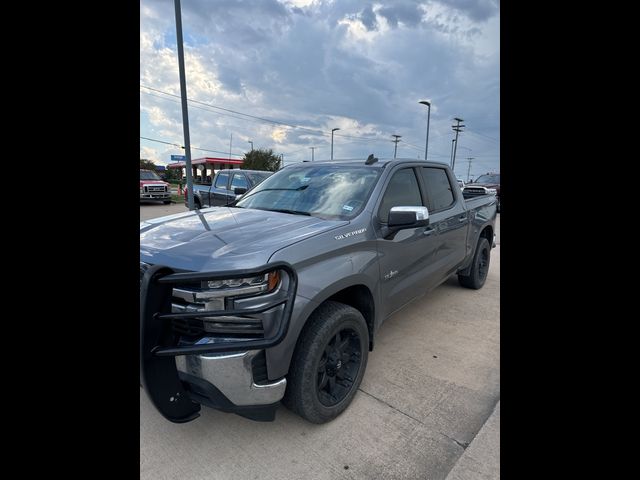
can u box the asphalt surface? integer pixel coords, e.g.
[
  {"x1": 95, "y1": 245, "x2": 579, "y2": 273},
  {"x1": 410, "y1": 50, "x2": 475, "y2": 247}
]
[{"x1": 140, "y1": 203, "x2": 500, "y2": 480}]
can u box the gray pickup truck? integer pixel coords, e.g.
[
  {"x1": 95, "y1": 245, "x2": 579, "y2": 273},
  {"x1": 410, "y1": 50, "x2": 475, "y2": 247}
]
[
  {"x1": 140, "y1": 158, "x2": 497, "y2": 424},
  {"x1": 186, "y1": 169, "x2": 272, "y2": 209}
]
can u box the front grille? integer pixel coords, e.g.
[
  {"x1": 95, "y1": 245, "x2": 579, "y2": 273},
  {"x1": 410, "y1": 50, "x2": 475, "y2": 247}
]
[
  {"x1": 172, "y1": 317, "x2": 205, "y2": 336},
  {"x1": 464, "y1": 188, "x2": 486, "y2": 195},
  {"x1": 251, "y1": 350, "x2": 269, "y2": 384},
  {"x1": 145, "y1": 185, "x2": 166, "y2": 192},
  {"x1": 171, "y1": 285, "x2": 265, "y2": 339}
]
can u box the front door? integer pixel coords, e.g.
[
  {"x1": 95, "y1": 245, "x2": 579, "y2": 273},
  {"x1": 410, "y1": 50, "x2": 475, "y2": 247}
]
[{"x1": 376, "y1": 167, "x2": 440, "y2": 318}]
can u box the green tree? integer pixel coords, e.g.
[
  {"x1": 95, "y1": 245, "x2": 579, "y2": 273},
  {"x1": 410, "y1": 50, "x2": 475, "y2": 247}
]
[
  {"x1": 140, "y1": 158, "x2": 157, "y2": 171},
  {"x1": 241, "y1": 148, "x2": 282, "y2": 172}
]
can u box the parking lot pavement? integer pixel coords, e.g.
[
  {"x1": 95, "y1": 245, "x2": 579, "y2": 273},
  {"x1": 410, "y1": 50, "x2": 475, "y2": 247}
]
[
  {"x1": 446, "y1": 401, "x2": 500, "y2": 480},
  {"x1": 140, "y1": 212, "x2": 500, "y2": 480},
  {"x1": 140, "y1": 202, "x2": 187, "y2": 222}
]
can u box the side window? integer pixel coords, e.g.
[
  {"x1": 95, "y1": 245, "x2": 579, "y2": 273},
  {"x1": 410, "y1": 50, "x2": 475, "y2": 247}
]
[
  {"x1": 420, "y1": 167, "x2": 455, "y2": 211},
  {"x1": 231, "y1": 173, "x2": 248, "y2": 190},
  {"x1": 378, "y1": 168, "x2": 423, "y2": 223},
  {"x1": 214, "y1": 171, "x2": 230, "y2": 189}
]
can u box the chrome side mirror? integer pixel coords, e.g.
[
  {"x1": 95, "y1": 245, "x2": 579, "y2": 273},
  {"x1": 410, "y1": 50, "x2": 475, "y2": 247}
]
[{"x1": 388, "y1": 206, "x2": 430, "y2": 229}]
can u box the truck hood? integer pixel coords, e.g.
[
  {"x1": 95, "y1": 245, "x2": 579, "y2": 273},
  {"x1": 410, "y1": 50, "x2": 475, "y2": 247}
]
[
  {"x1": 140, "y1": 207, "x2": 348, "y2": 272},
  {"x1": 140, "y1": 180, "x2": 168, "y2": 187}
]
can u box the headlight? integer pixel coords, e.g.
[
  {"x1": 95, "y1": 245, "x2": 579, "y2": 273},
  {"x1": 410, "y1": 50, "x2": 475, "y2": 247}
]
[
  {"x1": 486, "y1": 188, "x2": 497, "y2": 195},
  {"x1": 200, "y1": 271, "x2": 280, "y2": 295},
  {"x1": 140, "y1": 187, "x2": 144, "y2": 193}
]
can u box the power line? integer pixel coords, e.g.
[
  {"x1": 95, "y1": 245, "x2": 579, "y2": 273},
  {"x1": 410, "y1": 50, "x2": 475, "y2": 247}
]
[
  {"x1": 140, "y1": 135, "x2": 244, "y2": 157},
  {"x1": 141, "y1": 84, "x2": 430, "y2": 149},
  {"x1": 464, "y1": 129, "x2": 499, "y2": 143}
]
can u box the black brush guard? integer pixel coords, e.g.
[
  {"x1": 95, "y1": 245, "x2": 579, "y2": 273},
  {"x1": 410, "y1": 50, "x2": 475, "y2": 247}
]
[{"x1": 140, "y1": 262, "x2": 298, "y2": 423}]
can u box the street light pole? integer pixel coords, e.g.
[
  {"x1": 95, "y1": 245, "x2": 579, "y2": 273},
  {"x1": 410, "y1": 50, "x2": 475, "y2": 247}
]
[
  {"x1": 466, "y1": 157, "x2": 474, "y2": 182},
  {"x1": 392, "y1": 134, "x2": 402, "y2": 159},
  {"x1": 310, "y1": 147, "x2": 315, "y2": 161},
  {"x1": 174, "y1": 0, "x2": 194, "y2": 210},
  {"x1": 419, "y1": 100, "x2": 431, "y2": 161},
  {"x1": 248, "y1": 140, "x2": 253, "y2": 151},
  {"x1": 331, "y1": 128, "x2": 340, "y2": 160}
]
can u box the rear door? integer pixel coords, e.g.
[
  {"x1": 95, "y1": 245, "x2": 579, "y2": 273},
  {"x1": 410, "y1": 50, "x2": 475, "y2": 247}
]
[
  {"x1": 417, "y1": 166, "x2": 468, "y2": 279},
  {"x1": 210, "y1": 171, "x2": 231, "y2": 206},
  {"x1": 375, "y1": 167, "x2": 441, "y2": 318}
]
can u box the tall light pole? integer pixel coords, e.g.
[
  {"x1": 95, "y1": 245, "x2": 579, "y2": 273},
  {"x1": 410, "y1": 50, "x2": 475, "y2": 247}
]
[
  {"x1": 419, "y1": 100, "x2": 431, "y2": 161},
  {"x1": 248, "y1": 140, "x2": 253, "y2": 151},
  {"x1": 392, "y1": 134, "x2": 402, "y2": 158},
  {"x1": 331, "y1": 128, "x2": 340, "y2": 160},
  {"x1": 451, "y1": 117, "x2": 465, "y2": 171},
  {"x1": 310, "y1": 147, "x2": 315, "y2": 161},
  {"x1": 466, "y1": 157, "x2": 474, "y2": 182},
  {"x1": 174, "y1": 0, "x2": 194, "y2": 210}
]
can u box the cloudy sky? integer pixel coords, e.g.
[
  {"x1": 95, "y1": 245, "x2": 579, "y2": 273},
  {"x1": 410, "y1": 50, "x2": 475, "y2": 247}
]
[{"x1": 140, "y1": 0, "x2": 499, "y2": 180}]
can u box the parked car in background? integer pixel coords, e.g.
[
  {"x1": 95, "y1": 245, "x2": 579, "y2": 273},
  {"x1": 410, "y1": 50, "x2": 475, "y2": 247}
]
[
  {"x1": 140, "y1": 169, "x2": 171, "y2": 204},
  {"x1": 462, "y1": 173, "x2": 500, "y2": 213},
  {"x1": 185, "y1": 169, "x2": 273, "y2": 209}
]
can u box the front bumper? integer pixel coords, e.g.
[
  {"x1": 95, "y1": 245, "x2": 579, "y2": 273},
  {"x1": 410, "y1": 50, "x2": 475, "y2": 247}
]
[
  {"x1": 140, "y1": 262, "x2": 297, "y2": 423},
  {"x1": 173, "y1": 351, "x2": 286, "y2": 421},
  {"x1": 140, "y1": 193, "x2": 170, "y2": 199}
]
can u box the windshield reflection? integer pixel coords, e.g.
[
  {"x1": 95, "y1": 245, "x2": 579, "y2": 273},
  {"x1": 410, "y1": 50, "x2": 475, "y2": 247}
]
[{"x1": 235, "y1": 166, "x2": 381, "y2": 220}]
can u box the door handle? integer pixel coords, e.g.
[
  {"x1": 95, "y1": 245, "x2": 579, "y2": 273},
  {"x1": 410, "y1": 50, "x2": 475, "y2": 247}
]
[
  {"x1": 458, "y1": 215, "x2": 467, "y2": 222},
  {"x1": 423, "y1": 227, "x2": 435, "y2": 236}
]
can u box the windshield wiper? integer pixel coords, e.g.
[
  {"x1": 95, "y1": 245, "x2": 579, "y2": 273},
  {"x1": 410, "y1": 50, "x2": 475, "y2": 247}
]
[
  {"x1": 239, "y1": 185, "x2": 308, "y2": 202},
  {"x1": 263, "y1": 208, "x2": 311, "y2": 216}
]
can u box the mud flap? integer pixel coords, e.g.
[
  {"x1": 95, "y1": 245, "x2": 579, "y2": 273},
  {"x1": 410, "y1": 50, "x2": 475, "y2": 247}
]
[{"x1": 140, "y1": 265, "x2": 201, "y2": 423}]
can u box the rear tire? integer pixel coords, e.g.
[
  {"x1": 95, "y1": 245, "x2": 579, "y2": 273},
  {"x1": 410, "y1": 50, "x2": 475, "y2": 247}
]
[
  {"x1": 283, "y1": 301, "x2": 369, "y2": 424},
  {"x1": 458, "y1": 237, "x2": 491, "y2": 289}
]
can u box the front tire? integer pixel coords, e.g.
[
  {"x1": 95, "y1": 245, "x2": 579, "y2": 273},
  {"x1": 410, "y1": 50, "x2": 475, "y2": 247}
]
[
  {"x1": 283, "y1": 301, "x2": 369, "y2": 424},
  {"x1": 458, "y1": 237, "x2": 491, "y2": 289}
]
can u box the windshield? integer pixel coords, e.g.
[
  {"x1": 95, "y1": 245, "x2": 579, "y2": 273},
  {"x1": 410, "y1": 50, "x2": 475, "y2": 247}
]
[
  {"x1": 245, "y1": 171, "x2": 272, "y2": 185},
  {"x1": 474, "y1": 174, "x2": 500, "y2": 184},
  {"x1": 140, "y1": 170, "x2": 162, "y2": 181},
  {"x1": 235, "y1": 165, "x2": 381, "y2": 220}
]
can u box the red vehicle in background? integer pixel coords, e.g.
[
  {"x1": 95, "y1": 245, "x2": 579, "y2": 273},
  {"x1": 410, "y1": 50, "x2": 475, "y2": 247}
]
[{"x1": 140, "y1": 169, "x2": 171, "y2": 204}]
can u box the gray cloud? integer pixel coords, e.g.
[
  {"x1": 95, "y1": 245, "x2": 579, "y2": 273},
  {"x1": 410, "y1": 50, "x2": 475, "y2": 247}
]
[
  {"x1": 378, "y1": 2, "x2": 424, "y2": 28},
  {"x1": 435, "y1": 0, "x2": 499, "y2": 22},
  {"x1": 359, "y1": 5, "x2": 378, "y2": 31},
  {"x1": 141, "y1": 0, "x2": 499, "y2": 173}
]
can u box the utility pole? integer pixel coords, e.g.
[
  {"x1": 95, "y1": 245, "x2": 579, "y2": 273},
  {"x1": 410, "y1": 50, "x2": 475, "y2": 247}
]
[
  {"x1": 248, "y1": 140, "x2": 253, "y2": 151},
  {"x1": 392, "y1": 134, "x2": 402, "y2": 159},
  {"x1": 450, "y1": 139, "x2": 456, "y2": 167},
  {"x1": 466, "y1": 157, "x2": 474, "y2": 182},
  {"x1": 229, "y1": 133, "x2": 233, "y2": 160},
  {"x1": 451, "y1": 117, "x2": 465, "y2": 171},
  {"x1": 310, "y1": 147, "x2": 315, "y2": 161},
  {"x1": 174, "y1": 0, "x2": 194, "y2": 210}
]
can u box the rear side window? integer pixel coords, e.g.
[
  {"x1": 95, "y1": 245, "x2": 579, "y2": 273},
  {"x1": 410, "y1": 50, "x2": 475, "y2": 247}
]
[
  {"x1": 215, "y1": 172, "x2": 230, "y2": 189},
  {"x1": 231, "y1": 173, "x2": 248, "y2": 190},
  {"x1": 420, "y1": 167, "x2": 455, "y2": 211},
  {"x1": 378, "y1": 168, "x2": 423, "y2": 223}
]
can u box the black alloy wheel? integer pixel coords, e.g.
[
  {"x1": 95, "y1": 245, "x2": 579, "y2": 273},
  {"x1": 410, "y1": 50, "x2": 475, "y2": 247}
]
[{"x1": 316, "y1": 328, "x2": 362, "y2": 407}]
